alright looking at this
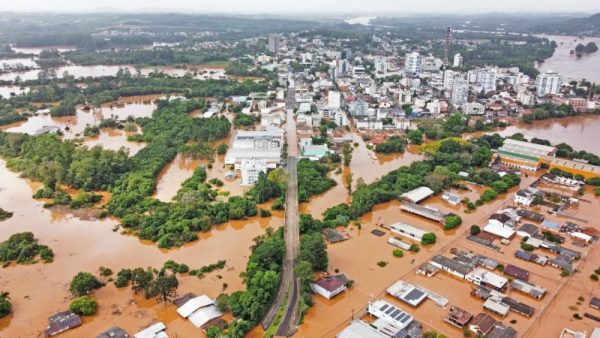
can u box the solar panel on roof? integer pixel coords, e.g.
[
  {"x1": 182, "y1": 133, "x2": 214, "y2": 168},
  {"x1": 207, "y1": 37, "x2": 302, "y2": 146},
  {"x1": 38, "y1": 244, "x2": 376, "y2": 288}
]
[
  {"x1": 391, "y1": 309, "x2": 400, "y2": 318},
  {"x1": 380, "y1": 304, "x2": 389, "y2": 311},
  {"x1": 385, "y1": 307, "x2": 394, "y2": 315},
  {"x1": 396, "y1": 313, "x2": 406, "y2": 321},
  {"x1": 404, "y1": 288, "x2": 426, "y2": 301},
  {"x1": 400, "y1": 315, "x2": 411, "y2": 323}
]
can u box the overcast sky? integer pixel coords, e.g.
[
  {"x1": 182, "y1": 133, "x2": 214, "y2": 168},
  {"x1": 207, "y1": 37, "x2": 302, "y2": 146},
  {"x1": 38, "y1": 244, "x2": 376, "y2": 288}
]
[{"x1": 2, "y1": 0, "x2": 599, "y2": 14}]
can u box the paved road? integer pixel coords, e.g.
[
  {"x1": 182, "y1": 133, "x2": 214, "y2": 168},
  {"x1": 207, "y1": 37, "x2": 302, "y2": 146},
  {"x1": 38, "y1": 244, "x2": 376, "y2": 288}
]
[{"x1": 262, "y1": 93, "x2": 301, "y2": 336}]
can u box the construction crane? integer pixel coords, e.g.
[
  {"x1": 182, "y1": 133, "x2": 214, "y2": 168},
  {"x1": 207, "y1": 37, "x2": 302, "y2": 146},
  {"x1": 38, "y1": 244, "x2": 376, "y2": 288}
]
[{"x1": 443, "y1": 26, "x2": 452, "y2": 67}]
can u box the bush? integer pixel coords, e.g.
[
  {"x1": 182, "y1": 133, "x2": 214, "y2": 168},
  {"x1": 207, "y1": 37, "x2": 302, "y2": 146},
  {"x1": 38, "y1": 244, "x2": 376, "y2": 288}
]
[
  {"x1": 69, "y1": 296, "x2": 98, "y2": 316},
  {"x1": 470, "y1": 225, "x2": 481, "y2": 236},
  {"x1": 591, "y1": 274, "x2": 599, "y2": 281},
  {"x1": 216, "y1": 143, "x2": 228, "y2": 155},
  {"x1": 0, "y1": 292, "x2": 11, "y2": 318},
  {"x1": 422, "y1": 233, "x2": 437, "y2": 245},
  {"x1": 69, "y1": 272, "x2": 104, "y2": 297},
  {"x1": 259, "y1": 209, "x2": 272, "y2": 218},
  {"x1": 99, "y1": 266, "x2": 113, "y2": 276},
  {"x1": 393, "y1": 249, "x2": 404, "y2": 258},
  {"x1": 409, "y1": 244, "x2": 420, "y2": 252},
  {"x1": 521, "y1": 242, "x2": 535, "y2": 252},
  {"x1": 377, "y1": 261, "x2": 387, "y2": 267},
  {"x1": 444, "y1": 215, "x2": 462, "y2": 230}
]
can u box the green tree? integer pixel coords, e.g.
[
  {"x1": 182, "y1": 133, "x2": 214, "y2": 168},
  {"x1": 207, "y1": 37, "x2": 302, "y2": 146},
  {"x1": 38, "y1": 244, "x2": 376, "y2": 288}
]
[
  {"x1": 69, "y1": 272, "x2": 103, "y2": 297},
  {"x1": 342, "y1": 143, "x2": 353, "y2": 166},
  {"x1": 0, "y1": 292, "x2": 11, "y2": 318},
  {"x1": 444, "y1": 215, "x2": 462, "y2": 230},
  {"x1": 69, "y1": 296, "x2": 98, "y2": 316},
  {"x1": 422, "y1": 233, "x2": 437, "y2": 245},
  {"x1": 407, "y1": 129, "x2": 423, "y2": 145},
  {"x1": 470, "y1": 225, "x2": 481, "y2": 236},
  {"x1": 145, "y1": 273, "x2": 179, "y2": 302},
  {"x1": 298, "y1": 232, "x2": 328, "y2": 271},
  {"x1": 295, "y1": 260, "x2": 314, "y2": 293}
]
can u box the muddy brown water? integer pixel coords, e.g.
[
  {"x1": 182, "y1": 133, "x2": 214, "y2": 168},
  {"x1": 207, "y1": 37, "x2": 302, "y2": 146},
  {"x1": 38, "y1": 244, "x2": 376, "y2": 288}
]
[
  {"x1": 496, "y1": 115, "x2": 600, "y2": 154},
  {"x1": 0, "y1": 158, "x2": 283, "y2": 337},
  {"x1": 536, "y1": 35, "x2": 600, "y2": 83},
  {"x1": 0, "y1": 64, "x2": 227, "y2": 82}
]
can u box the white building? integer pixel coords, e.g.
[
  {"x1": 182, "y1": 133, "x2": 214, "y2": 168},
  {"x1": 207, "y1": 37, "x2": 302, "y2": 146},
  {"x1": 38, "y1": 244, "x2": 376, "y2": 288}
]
[
  {"x1": 404, "y1": 52, "x2": 421, "y2": 74},
  {"x1": 328, "y1": 91, "x2": 341, "y2": 109},
  {"x1": 374, "y1": 57, "x2": 388, "y2": 74},
  {"x1": 367, "y1": 300, "x2": 414, "y2": 330},
  {"x1": 390, "y1": 222, "x2": 428, "y2": 242},
  {"x1": 267, "y1": 34, "x2": 279, "y2": 54},
  {"x1": 517, "y1": 90, "x2": 534, "y2": 106},
  {"x1": 451, "y1": 82, "x2": 469, "y2": 105},
  {"x1": 514, "y1": 190, "x2": 535, "y2": 207},
  {"x1": 466, "y1": 268, "x2": 508, "y2": 291},
  {"x1": 240, "y1": 159, "x2": 268, "y2": 186},
  {"x1": 225, "y1": 129, "x2": 283, "y2": 169},
  {"x1": 426, "y1": 100, "x2": 441, "y2": 115},
  {"x1": 536, "y1": 71, "x2": 563, "y2": 96},
  {"x1": 481, "y1": 70, "x2": 497, "y2": 93},
  {"x1": 453, "y1": 53, "x2": 463, "y2": 67},
  {"x1": 311, "y1": 275, "x2": 347, "y2": 299},
  {"x1": 464, "y1": 102, "x2": 485, "y2": 115}
]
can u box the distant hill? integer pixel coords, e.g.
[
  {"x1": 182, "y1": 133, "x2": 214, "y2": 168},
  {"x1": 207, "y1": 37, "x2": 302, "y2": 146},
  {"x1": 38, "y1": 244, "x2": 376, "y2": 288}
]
[{"x1": 534, "y1": 13, "x2": 600, "y2": 36}]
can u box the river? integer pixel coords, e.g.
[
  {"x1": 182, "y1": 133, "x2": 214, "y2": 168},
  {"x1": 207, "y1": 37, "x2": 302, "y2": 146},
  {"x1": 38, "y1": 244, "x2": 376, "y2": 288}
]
[
  {"x1": 536, "y1": 34, "x2": 600, "y2": 83},
  {"x1": 495, "y1": 115, "x2": 600, "y2": 154}
]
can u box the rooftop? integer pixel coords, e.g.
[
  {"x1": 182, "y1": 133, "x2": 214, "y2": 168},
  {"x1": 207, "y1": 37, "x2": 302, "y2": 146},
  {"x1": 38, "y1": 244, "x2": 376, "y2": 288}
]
[
  {"x1": 400, "y1": 186, "x2": 435, "y2": 203},
  {"x1": 498, "y1": 139, "x2": 556, "y2": 160}
]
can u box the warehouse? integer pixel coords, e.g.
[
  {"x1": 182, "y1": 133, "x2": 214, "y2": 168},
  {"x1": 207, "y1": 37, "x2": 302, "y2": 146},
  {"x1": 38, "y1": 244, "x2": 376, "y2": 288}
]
[{"x1": 497, "y1": 139, "x2": 556, "y2": 171}]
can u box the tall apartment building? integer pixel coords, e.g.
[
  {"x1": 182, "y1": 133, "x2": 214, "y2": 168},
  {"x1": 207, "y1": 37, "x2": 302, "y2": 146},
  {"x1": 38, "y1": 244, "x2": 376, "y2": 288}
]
[
  {"x1": 451, "y1": 82, "x2": 469, "y2": 105},
  {"x1": 404, "y1": 52, "x2": 421, "y2": 74},
  {"x1": 481, "y1": 70, "x2": 497, "y2": 93},
  {"x1": 536, "y1": 71, "x2": 563, "y2": 96},
  {"x1": 267, "y1": 34, "x2": 280, "y2": 54}
]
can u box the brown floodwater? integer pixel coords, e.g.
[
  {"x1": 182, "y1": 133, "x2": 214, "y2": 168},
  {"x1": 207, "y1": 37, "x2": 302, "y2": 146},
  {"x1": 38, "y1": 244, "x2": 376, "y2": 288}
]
[
  {"x1": 496, "y1": 115, "x2": 600, "y2": 154},
  {"x1": 0, "y1": 94, "x2": 161, "y2": 155},
  {"x1": 349, "y1": 133, "x2": 424, "y2": 185},
  {"x1": 536, "y1": 35, "x2": 600, "y2": 83},
  {"x1": 295, "y1": 174, "x2": 543, "y2": 337},
  {"x1": 154, "y1": 154, "x2": 208, "y2": 202},
  {"x1": 0, "y1": 85, "x2": 29, "y2": 99},
  {"x1": 0, "y1": 64, "x2": 227, "y2": 82},
  {"x1": 83, "y1": 128, "x2": 147, "y2": 156},
  {"x1": 0, "y1": 159, "x2": 282, "y2": 337}
]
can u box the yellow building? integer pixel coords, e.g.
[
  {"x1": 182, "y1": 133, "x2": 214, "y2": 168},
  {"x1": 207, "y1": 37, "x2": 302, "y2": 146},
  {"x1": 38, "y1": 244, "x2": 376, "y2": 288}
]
[{"x1": 543, "y1": 156, "x2": 600, "y2": 179}]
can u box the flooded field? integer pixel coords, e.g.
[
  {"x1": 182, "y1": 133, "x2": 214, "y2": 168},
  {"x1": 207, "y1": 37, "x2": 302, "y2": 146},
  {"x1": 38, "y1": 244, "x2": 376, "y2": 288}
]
[
  {"x1": 0, "y1": 159, "x2": 282, "y2": 337},
  {"x1": 83, "y1": 128, "x2": 147, "y2": 156},
  {"x1": 0, "y1": 94, "x2": 161, "y2": 155},
  {"x1": 496, "y1": 115, "x2": 600, "y2": 154},
  {"x1": 0, "y1": 64, "x2": 227, "y2": 82},
  {"x1": 0, "y1": 85, "x2": 29, "y2": 98},
  {"x1": 536, "y1": 35, "x2": 600, "y2": 83}
]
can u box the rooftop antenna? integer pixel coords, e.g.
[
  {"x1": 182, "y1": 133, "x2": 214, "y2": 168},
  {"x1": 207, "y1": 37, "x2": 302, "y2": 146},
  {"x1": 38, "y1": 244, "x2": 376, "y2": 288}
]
[{"x1": 444, "y1": 26, "x2": 452, "y2": 67}]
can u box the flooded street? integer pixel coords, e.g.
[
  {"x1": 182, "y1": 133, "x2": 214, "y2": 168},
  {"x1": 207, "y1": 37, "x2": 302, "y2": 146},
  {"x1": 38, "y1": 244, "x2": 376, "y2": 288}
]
[
  {"x1": 536, "y1": 35, "x2": 600, "y2": 82},
  {"x1": 0, "y1": 159, "x2": 282, "y2": 337},
  {"x1": 496, "y1": 115, "x2": 600, "y2": 153}
]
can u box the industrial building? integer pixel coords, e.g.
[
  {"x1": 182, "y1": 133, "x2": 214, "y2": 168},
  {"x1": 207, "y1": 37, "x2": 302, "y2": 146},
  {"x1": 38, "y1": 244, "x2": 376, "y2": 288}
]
[{"x1": 497, "y1": 139, "x2": 556, "y2": 171}]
